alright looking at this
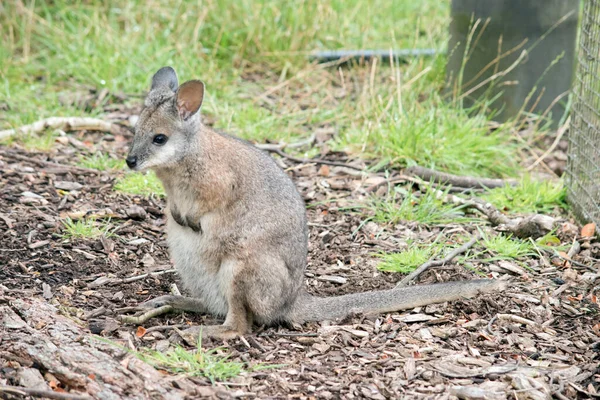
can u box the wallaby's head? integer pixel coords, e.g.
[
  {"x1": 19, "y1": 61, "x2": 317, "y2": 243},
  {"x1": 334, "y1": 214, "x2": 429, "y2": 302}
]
[{"x1": 126, "y1": 66, "x2": 205, "y2": 171}]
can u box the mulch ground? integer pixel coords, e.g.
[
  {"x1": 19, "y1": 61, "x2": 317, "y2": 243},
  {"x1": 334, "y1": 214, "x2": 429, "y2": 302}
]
[{"x1": 0, "y1": 119, "x2": 599, "y2": 399}]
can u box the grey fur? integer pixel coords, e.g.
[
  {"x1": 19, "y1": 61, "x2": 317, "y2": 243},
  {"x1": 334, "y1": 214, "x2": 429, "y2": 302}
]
[{"x1": 125, "y1": 67, "x2": 505, "y2": 340}]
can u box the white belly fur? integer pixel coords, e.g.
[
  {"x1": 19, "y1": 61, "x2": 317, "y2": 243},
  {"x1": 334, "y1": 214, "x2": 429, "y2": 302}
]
[{"x1": 166, "y1": 214, "x2": 231, "y2": 317}]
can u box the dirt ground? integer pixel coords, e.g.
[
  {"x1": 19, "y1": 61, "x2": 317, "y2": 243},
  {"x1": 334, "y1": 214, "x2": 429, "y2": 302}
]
[{"x1": 0, "y1": 118, "x2": 599, "y2": 399}]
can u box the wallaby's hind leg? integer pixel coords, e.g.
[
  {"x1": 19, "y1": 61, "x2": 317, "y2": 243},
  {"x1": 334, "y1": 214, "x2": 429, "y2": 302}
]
[
  {"x1": 180, "y1": 274, "x2": 253, "y2": 342},
  {"x1": 118, "y1": 295, "x2": 208, "y2": 325}
]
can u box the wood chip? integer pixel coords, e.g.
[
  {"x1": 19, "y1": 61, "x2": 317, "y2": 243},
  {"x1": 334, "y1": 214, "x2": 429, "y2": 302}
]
[
  {"x1": 28, "y1": 240, "x2": 49, "y2": 249},
  {"x1": 317, "y1": 275, "x2": 347, "y2": 284}
]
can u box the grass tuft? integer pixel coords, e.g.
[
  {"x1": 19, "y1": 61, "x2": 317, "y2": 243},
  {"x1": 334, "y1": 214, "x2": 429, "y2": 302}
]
[
  {"x1": 376, "y1": 246, "x2": 432, "y2": 273},
  {"x1": 78, "y1": 153, "x2": 125, "y2": 171},
  {"x1": 114, "y1": 172, "x2": 164, "y2": 197},
  {"x1": 369, "y1": 185, "x2": 473, "y2": 226},
  {"x1": 98, "y1": 336, "x2": 277, "y2": 384},
  {"x1": 138, "y1": 344, "x2": 247, "y2": 383},
  {"x1": 61, "y1": 218, "x2": 113, "y2": 239},
  {"x1": 340, "y1": 96, "x2": 520, "y2": 178},
  {"x1": 482, "y1": 233, "x2": 536, "y2": 259},
  {"x1": 15, "y1": 130, "x2": 58, "y2": 152},
  {"x1": 481, "y1": 176, "x2": 567, "y2": 214}
]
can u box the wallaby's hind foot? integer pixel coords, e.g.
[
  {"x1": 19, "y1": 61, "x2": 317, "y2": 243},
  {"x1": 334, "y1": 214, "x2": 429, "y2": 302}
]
[
  {"x1": 178, "y1": 325, "x2": 245, "y2": 344},
  {"x1": 118, "y1": 295, "x2": 208, "y2": 325}
]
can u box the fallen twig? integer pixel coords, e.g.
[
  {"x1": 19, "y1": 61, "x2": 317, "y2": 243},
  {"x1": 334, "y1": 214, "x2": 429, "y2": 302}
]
[
  {"x1": 568, "y1": 382, "x2": 600, "y2": 398},
  {"x1": 438, "y1": 189, "x2": 556, "y2": 239},
  {"x1": 0, "y1": 150, "x2": 100, "y2": 174},
  {"x1": 122, "y1": 269, "x2": 177, "y2": 283},
  {"x1": 87, "y1": 269, "x2": 177, "y2": 288},
  {"x1": 405, "y1": 165, "x2": 517, "y2": 189},
  {"x1": 567, "y1": 239, "x2": 581, "y2": 259},
  {"x1": 396, "y1": 234, "x2": 480, "y2": 288},
  {"x1": 145, "y1": 324, "x2": 187, "y2": 333},
  {"x1": 554, "y1": 251, "x2": 593, "y2": 270},
  {"x1": 0, "y1": 385, "x2": 91, "y2": 400},
  {"x1": 496, "y1": 313, "x2": 556, "y2": 334},
  {"x1": 0, "y1": 117, "x2": 125, "y2": 141},
  {"x1": 259, "y1": 332, "x2": 319, "y2": 338},
  {"x1": 262, "y1": 147, "x2": 365, "y2": 171}
]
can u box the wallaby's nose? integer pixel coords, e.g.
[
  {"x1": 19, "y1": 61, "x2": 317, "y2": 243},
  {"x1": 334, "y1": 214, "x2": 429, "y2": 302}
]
[{"x1": 126, "y1": 155, "x2": 138, "y2": 169}]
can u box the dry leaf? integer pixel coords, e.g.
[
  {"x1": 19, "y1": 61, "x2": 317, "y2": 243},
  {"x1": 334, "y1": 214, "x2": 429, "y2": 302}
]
[
  {"x1": 318, "y1": 164, "x2": 330, "y2": 176},
  {"x1": 557, "y1": 251, "x2": 570, "y2": 268},
  {"x1": 581, "y1": 223, "x2": 596, "y2": 238},
  {"x1": 136, "y1": 326, "x2": 147, "y2": 337}
]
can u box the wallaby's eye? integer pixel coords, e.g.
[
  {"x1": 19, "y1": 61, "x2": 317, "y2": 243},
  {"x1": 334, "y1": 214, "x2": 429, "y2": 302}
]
[{"x1": 152, "y1": 134, "x2": 168, "y2": 146}]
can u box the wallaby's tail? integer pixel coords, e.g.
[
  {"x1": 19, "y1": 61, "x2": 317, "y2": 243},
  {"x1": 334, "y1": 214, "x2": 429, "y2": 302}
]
[{"x1": 287, "y1": 279, "x2": 505, "y2": 324}]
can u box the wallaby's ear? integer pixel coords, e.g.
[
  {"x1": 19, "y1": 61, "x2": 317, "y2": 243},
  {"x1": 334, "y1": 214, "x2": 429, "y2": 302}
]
[
  {"x1": 151, "y1": 66, "x2": 178, "y2": 92},
  {"x1": 175, "y1": 80, "x2": 205, "y2": 121}
]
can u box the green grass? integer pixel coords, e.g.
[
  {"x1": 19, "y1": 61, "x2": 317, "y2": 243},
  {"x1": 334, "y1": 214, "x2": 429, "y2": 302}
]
[
  {"x1": 114, "y1": 171, "x2": 165, "y2": 197},
  {"x1": 369, "y1": 185, "x2": 473, "y2": 225},
  {"x1": 8, "y1": 130, "x2": 59, "y2": 152},
  {"x1": 0, "y1": 0, "x2": 449, "y2": 144},
  {"x1": 481, "y1": 176, "x2": 567, "y2": 214},
  {"x1": 99, "y1": 336, "x2": 275, "y2": 384},
  {"x1": 78, "y1": 152, "x2": 125, "y2": 171},
  {"x1": 481, "y1": 233, "x2": 536, "y2": 260},
  {"x1": 138, "y1": 343, "x2": 247, "y2": 383},
  {"x1": 0, "y1": 1, "x2": 528, "y2": 180},
  {"x1": 376, "y1": 246, "x2": 432, "y2": 273},
  {"x1": 61, "y1": 218, "x2": 114, "y2": 239},
  {"x1": 337, "y1": 82, "x2": 520, "y2": 177}
]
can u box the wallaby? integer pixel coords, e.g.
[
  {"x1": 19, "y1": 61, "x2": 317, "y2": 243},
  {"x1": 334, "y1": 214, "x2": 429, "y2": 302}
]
[{"x1": 122, "y1": 66, "x2": 504, "y2": 341}]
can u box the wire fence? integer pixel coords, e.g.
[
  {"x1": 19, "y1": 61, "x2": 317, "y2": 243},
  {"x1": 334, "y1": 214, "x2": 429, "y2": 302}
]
[{"x1": 566, "y1": 0, "x2": 600, "y2": 225}]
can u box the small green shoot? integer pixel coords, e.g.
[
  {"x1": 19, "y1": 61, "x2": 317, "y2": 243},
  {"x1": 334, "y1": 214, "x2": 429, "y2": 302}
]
[
  {"x1": 96, "y1": 336, "x2": 278, "y2": 384},
  {"x1": 114, "y1": 172, "x2": 165, "y2": 197},
  {"x1": 482, "y1": 233, "x2": 536, "y2": 259},
  {"x1": 481, "y1": 176, "x2": 567, "y2": 214},
  {"x1": 78, "y1": 153, "x2": 125, "y2": 171},
  {"x1": 376, "y1": 246, "x2": 433, "y2": 273},
  {"x1": 339, "y1": 94, "x2": 520, "y2": 178},
  {"x1": 61, "y1": 218, "x2": 113, "y2": 239},
  {"x1": 369, "y1": 185, "x2": 473, "y2": 225},
  {"x1": 138, "y1": 344, "x2": 246, "y2": 383},
  {"x1": 18, "y1": 130, "x2": 58, "y2": 152}
]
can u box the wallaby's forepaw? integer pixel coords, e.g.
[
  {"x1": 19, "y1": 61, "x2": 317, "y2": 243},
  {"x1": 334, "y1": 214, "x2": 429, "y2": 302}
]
[{"x1": 179, "y1": 325, "x2": 243, "y2": 344}]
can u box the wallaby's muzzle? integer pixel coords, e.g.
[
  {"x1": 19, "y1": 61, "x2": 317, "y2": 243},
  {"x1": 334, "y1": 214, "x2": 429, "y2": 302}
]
[{"x1": 126, "y1": 154, "x2": 138, "y2": 169}]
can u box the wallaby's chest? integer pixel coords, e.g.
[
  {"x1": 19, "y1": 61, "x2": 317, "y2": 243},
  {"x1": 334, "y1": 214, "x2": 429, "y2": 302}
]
[{"x1": 165, "y1": 208, "x2": 233, "y2": 316}]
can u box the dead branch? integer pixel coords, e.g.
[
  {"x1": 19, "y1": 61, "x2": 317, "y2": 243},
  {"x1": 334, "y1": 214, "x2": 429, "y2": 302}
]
[
  {"x1": 395, "y1": 234, "x2": 480, "y2": 288},
  {"x1": 405, "y1": 165, "x2": 517, "y2": 189},
  {"x1": 0, "y1": 117, "x2": 126, "y2": 141},
  {"x1": 438, "y1": 190, "x2": 556, "y2": 239},
  {"x1": 0, "y1": 385, "x2": 92, "y2": 400}
]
